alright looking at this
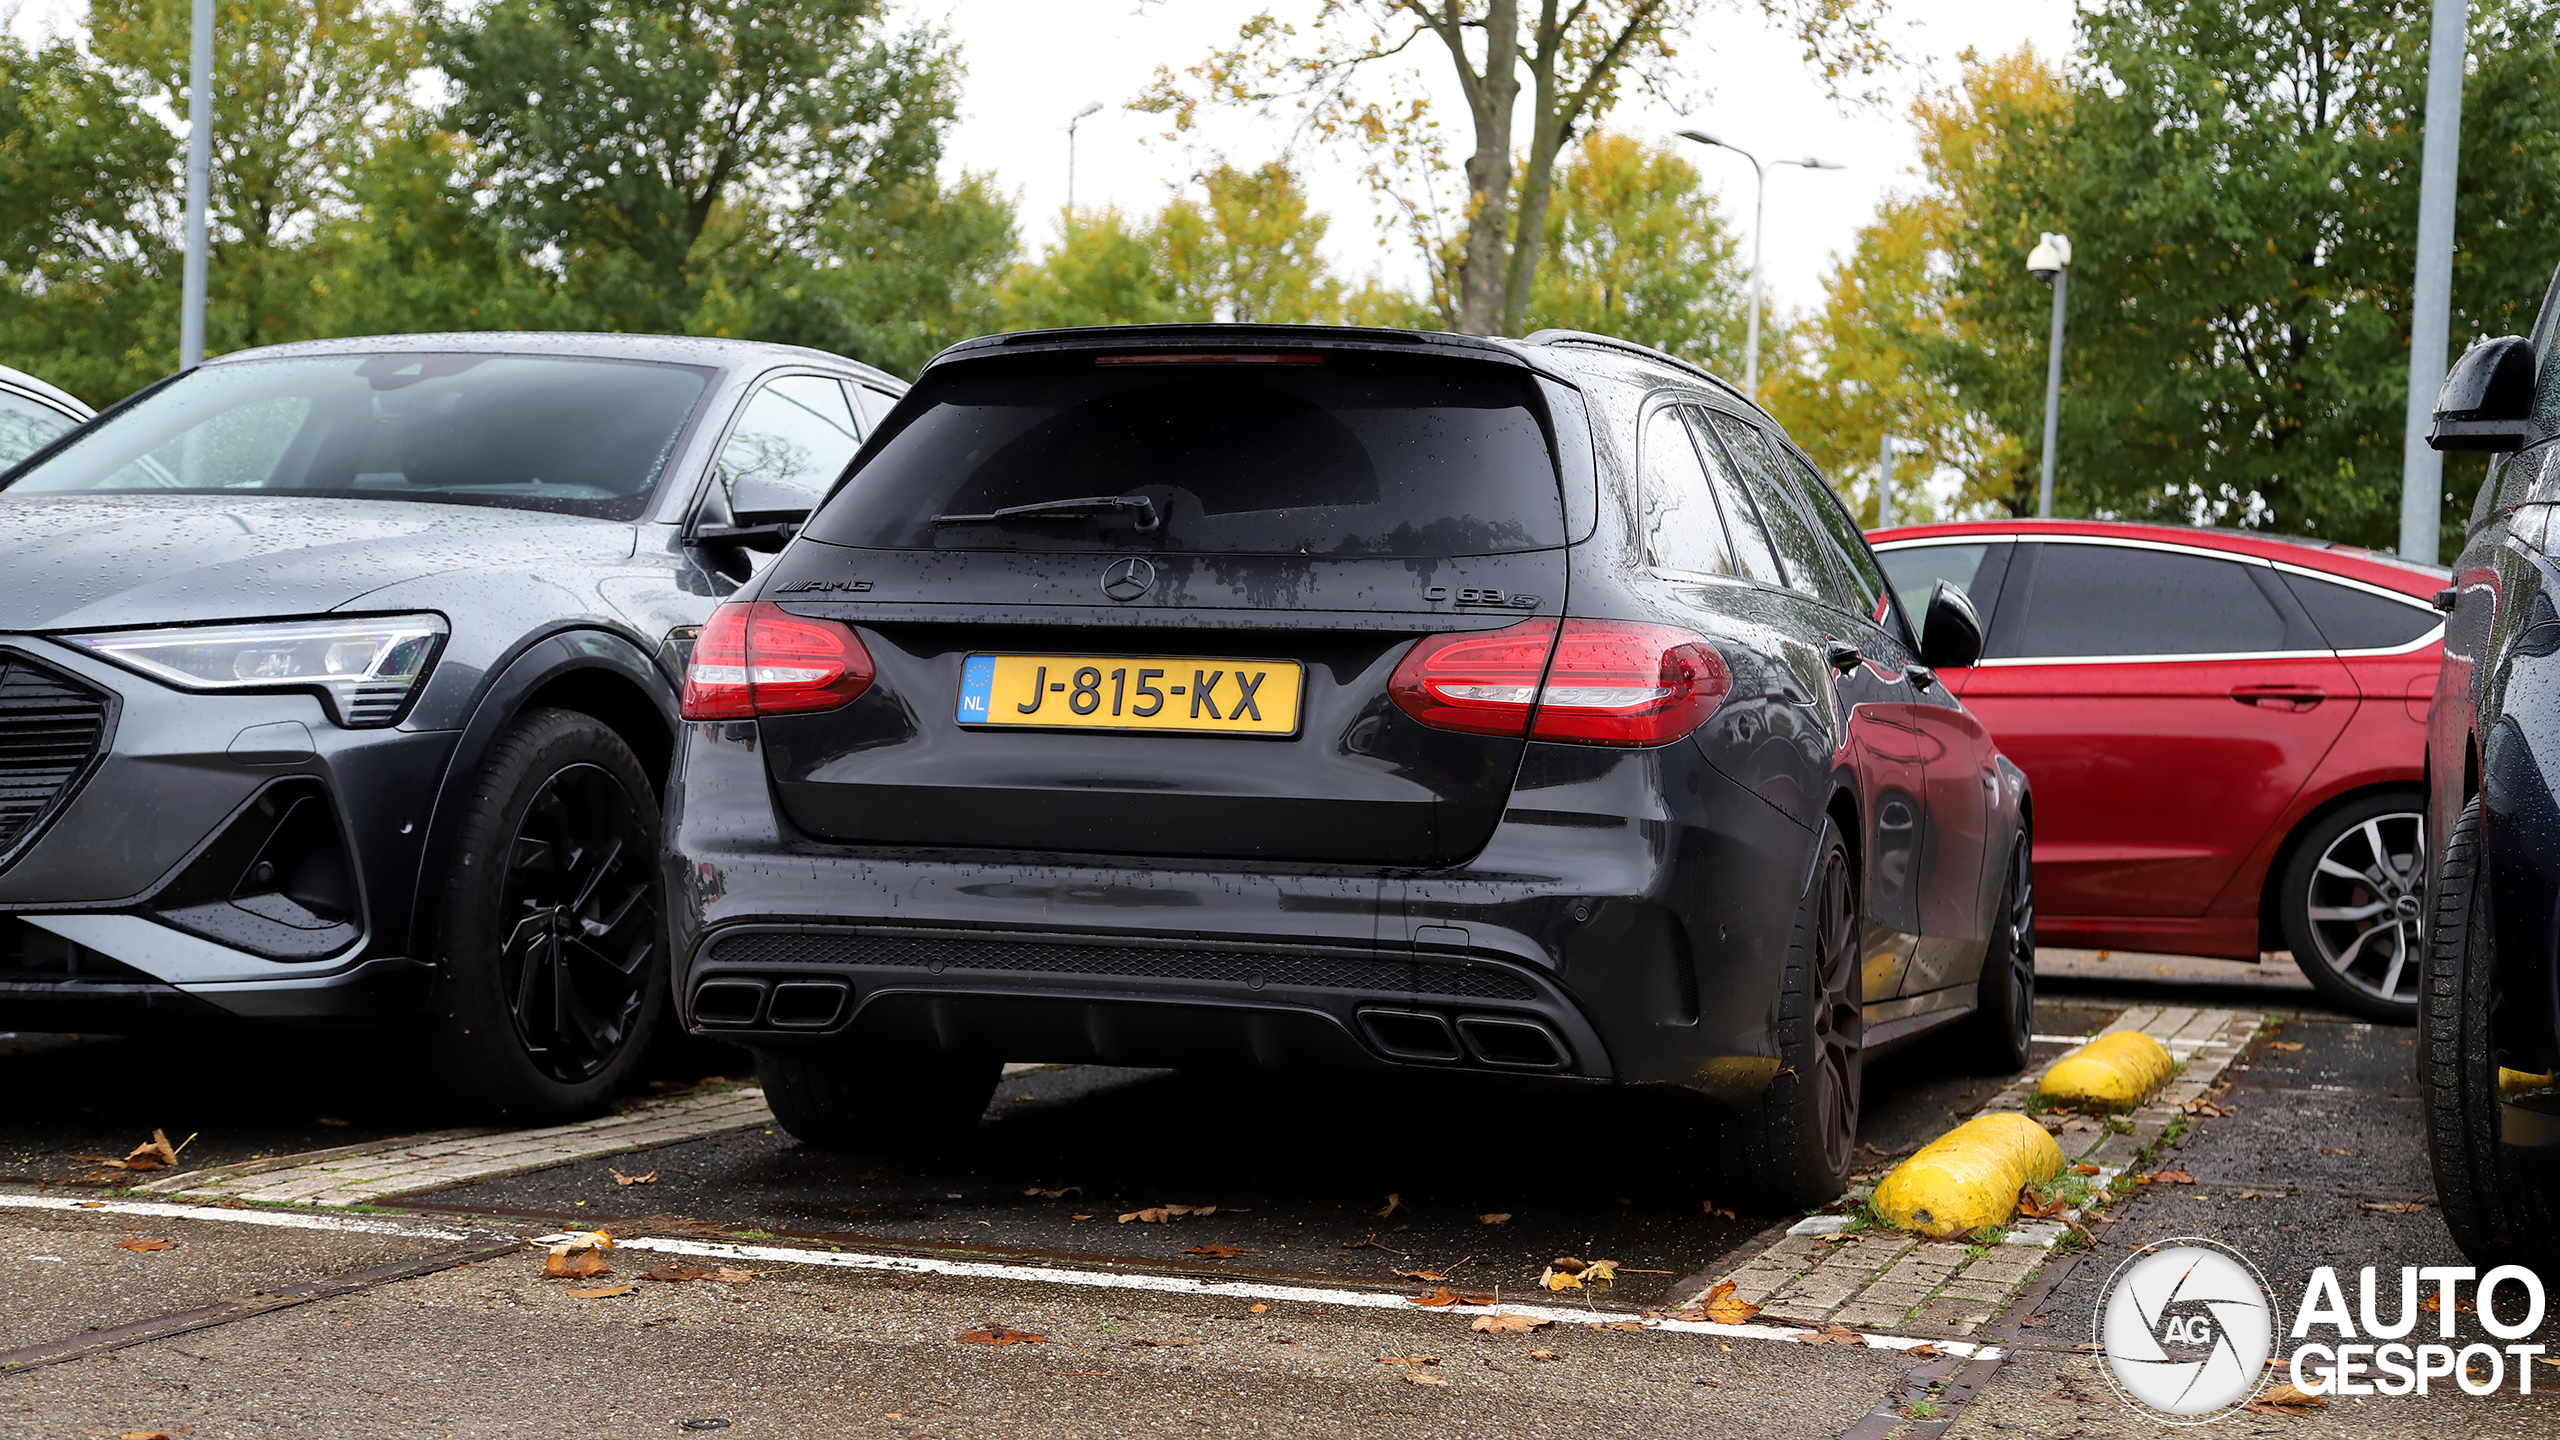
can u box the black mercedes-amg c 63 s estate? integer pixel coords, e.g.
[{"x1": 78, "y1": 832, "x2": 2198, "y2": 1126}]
[
  {"x1": 0, "y1": 332, "x2": 904, "y2": 1121},
  {"x1": 667, "y1": 324, "x2": 2031, "y2": 1205}
]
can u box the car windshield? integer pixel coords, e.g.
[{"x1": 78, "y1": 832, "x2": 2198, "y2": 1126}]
[
  {"x1": 1, "y1": 353, "x2": 711, "y2": 521},
  {"x1": 804, "y1": 351, "x2": 1566, "y2": 557}
]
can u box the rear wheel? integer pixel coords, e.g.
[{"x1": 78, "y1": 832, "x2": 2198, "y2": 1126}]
[
  {"x1": 2421, "y1": 796, "x2": 2560, "y2": 1268},
  {"x1": 756, "y1": 1048, "x2": 1003, "y2": 1152},
  {"x1": 1713, "y1": 818, "x2": 1863, "y2": 1211},
  {"x1": 410, "y1": 709, "x2": 665, "y2": 1123},
  {"x1": 1953, "y1": 836, "x2": 2036, "y2": 1074},
  {"x1": 2281, "y1": 791, "x2": 2425, "y2": 1023}
]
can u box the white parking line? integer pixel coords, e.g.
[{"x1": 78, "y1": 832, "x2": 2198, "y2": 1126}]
[
  {"x1": 550, "y1": 1231, "x2": 1999, "y2": 1359},
  {"x1": 0, "y1": 1191, "x2": 474, "y2": 1241}
]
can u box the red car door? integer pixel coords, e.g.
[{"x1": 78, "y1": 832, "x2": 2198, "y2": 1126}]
[{"x1": 1957, "y1": 539, "x2": 2359, "y2": 938}]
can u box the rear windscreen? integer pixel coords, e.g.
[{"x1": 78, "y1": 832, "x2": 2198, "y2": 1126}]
[{"x1": 803, "y1": 352, "x2": 1566, "y2": 556}]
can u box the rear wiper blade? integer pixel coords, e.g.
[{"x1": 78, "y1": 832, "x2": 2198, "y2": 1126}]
[{"x1": 931, "y1": 494, "x2": 1161, "y2": 532}]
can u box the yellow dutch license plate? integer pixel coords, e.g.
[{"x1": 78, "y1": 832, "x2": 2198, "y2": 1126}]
[{"x1": 956, "y1": 654, "x2": 1303, "y2": 737}]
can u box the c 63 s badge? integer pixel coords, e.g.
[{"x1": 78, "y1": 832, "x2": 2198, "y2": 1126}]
[{"x1": 1424, "y1": 585, "x2": 1541, "y2": 609}]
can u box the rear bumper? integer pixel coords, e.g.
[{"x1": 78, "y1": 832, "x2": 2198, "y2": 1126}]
[{"x1": 666, "y1": 715, "x2": 1822, "y2": 1099}]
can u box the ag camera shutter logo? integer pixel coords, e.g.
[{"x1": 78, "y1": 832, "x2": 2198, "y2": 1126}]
[{"x1": 2095, "y1": 1238, "x2": 2279, "y2": 1423}]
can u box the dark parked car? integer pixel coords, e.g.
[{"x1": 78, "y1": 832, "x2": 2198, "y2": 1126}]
[
  {"x1": 0, "y1": 332, "x2": 904, "y2": 1121},
  {"x1": 666, "y1": 324, "x2": 2030, "y2": 1207},
  {"x1": 2420, "y1": 265, "x2": 2560, "y2": 1265}
]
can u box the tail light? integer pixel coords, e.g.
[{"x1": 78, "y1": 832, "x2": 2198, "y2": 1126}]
[
  {"x1": 680, "y1": 601, "x2": 874, "y2": 720},
  {"x1": 1389, "y1": 618, "x2": 1729, "y2": 748}
]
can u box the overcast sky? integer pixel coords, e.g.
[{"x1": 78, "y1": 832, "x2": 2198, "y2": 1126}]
[{"x1": 8, "y1": 0, "x2": 2081, "y2": 319}]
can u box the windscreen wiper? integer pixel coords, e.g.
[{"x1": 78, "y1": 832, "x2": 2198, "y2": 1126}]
[{"x1": 931, "y1": 494, "x2": 1161, "y2": 532}]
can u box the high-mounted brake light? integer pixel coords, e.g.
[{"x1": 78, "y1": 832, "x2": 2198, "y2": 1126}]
[
  {"x1": 1388, "y1": 618, "x2": 1730, "y2": 748},
  {"x1": 680, "y1": 601, "x2": 874, "y2": 720}
]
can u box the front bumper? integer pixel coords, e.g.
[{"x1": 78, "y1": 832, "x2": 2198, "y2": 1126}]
[
  {"x1": 666, "y1": 717, "x2": 1818, "y2": 1099},
  {"x1": 0, "y1": 638, "x2": 456, "y2": 1027}
]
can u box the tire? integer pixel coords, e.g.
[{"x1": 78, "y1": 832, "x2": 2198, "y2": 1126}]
[
  {"x1": 1953, "y1": 835, "x2": 2036, "y2": 1074},
  {"x1": 2421, "y1": 796, "x2": 2560, "y2": 1268},
  {"x1": 2280, "y1": 790, "x2": 2426, "y2": 1023},
  {"x1": 1713, "y1": 817, "x2": 1864, "y2": 1211},
  {"x1": 755, "y1": 1047, "x2": 1003, "y2": 1152},
  {"x1": 408, "y1": 709, "x2": 666, "y2": 1124}
]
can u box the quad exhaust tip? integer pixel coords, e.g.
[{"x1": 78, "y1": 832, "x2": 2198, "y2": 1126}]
[{"x1": 691, "y1": 978, "x2": 854, "y2": 1030}]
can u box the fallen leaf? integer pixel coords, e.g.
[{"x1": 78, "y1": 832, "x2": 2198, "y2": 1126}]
[
  {"x1": 1698, "y1": 1280, "x2": 1761, "y2": 1326},
  {"x1": 1377, "y1": 1355, "x2": 1439, "y2": 1367},
  {"x1": 1374, "y1": 1193, "x2": 1403, "y2": 1219},
  {"x1": 1798, "y1": 1324, "x2": 1867, "y2": 1347},
  {"x1": 1341, "y1": 1233, "x2": 1406, "y2": 1255},
  {"x1": 2360, "y1": 1201, "x2": 2428, "y2": 1214},
  {"x1": 1477, "y1": 1212, "x2": 1511, "y2": 1225},
  {"x1": 711, "y1": 1267, "x2": 758, "y2": 1284},
  {"x1": 541, "y1": 1230, "x2": 614, "y2": 1280},
  {"x1": 2267, "y1": 1041, "x2": 2305, "y2": 1052},
  {"x1": 103, "y1": 1129, "x2": 179, "y2": 1173},
  {"x1": 2418, "y1": 1294, "x2": 2473, "y2": 1315},
  {"x1": 1248, "y1": 1304, "x2": 1268, "y2": 1314},
  {"x1": 113, "y1": 1238, "x2": 173, "y2": 1252},
  {"x1": 1392, "y1": 1263, "x2": 1463, "y2": 1282},
  {"x1": 117, "y1": 1431, "x2": 191, "y2": 1439},
  {"x1": 2150, "y1": 1170, "x2": 2197, "y2": 1185},
  {"x1": 2319, "y1": 1147, "x2": 2349, "y2": 1156},
  {"x1": 1526, "y1": 1348, "x2": 1559, "y2": 1361},
  {"x1": 611, "y1": 1169, "x2": 658, "y2": 1186},
  {"x1": 1024, "y1": 1186, "x2": 1081, "y2": 1200},
  {"x1": 1593, "y1": 1319, "x2": 1648, "y2": 1332},
  {"x1": 1182, "y1": 1245, "x2": 1259, "y2": 1259},
  {"x1": 2017, "y1": 1187, "x2": 2067, "y2": 1219},
  {"x1": 1118, "y1": 1204, "x2": 1214, "y2": 1224},
  {"x1": 1071, "y1": 1214, "x2": 1093, "y2": 1221},
  {"x1": 316, "y1": 1116, "x2": 350, "y2": 1127},
  {"x1": 2072, "y1": 1163, "x2": 2101, "y2": 1175},
  {"x1": 2243, "y1": 1382, "x2": 2324, "y2": 1414},
  {"x1": 1909, "y1": 1343, "x2": 1942, "y2": 1358},
  {"x1": 955, "y1": 1326, "x2": 1046, "y2": 1346},
  {"x1": 1701, "y1": 1201, "x2": 1737, "y2": 1220},
  {"x1": 565, "y1": 1284, "x2": 636, "y2": 1299},
  {"x1": 1402, "y1": 1370, "x2": 1449, "y2": 1386},
  {"x1": 1470, "y1": 1312, "x2": 1552, "y2": 1334},
  {"x1": 1408, "y1": 1286, "x2": 1496, "y2": 1308},
  {"x1": 73, "y1": 1202, "x2": 103, "y2": 1209},
  {"x1": 642, "y1": 1265, "x2": 716, "y2": 1283},
  {"x1": 1131, "y1": 1338, "x2": 1197, "y2": 1348}
]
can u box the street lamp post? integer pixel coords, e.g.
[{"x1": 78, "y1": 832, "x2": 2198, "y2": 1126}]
[
  {"x1": 2027, "y1": 232, "x2": 2072, "y2": 520},
  {"x1": 1676, "y1": 130, "x2": 1843, "y2": 398},
  {"x1": 2398, "y1": 0, "x2": 2468, "y2": 563},
  {"x1": 179, "y1": 0, "x2": 213, "y2": 369},
  {"x1": 1066, "y1": 101, "x2": 1104, "y2": 223}
]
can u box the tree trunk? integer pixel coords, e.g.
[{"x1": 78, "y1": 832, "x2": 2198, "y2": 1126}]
[{"x1": 1448, "y1": 0, "x2": 1520, "y2": 336}]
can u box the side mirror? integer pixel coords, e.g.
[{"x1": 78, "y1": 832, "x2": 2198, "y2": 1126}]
[
  {"x1": 1919, "y1": 579, "x2": 1984, "y2": 671},
  {"x1": 2429, "y1": 335, "x2": 2539, "y2": 453},
  {"x1": 689, "y1": 475, "x2": 814, "y2": 555}
]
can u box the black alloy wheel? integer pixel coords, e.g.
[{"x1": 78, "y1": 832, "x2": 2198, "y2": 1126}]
[
  {"x1": 2421, "y1": 796, "x2": 2560, "y2": 1267},
  {"x1": 2281, "y1": 792, "x2": 2425, "y2": 1023},
  {"x1": 410, "y1": 708, "x2": 667, "y2": 1123},
  {"x1": 1707, "y1": 819, "x2": 1863, "y2": 1211},
  {"x1": 1956, "y1": 836, "x2": 2037, "y2": 1072},
  {"x1": 496, "y1": 762, "x2": 659, "y2": 1084}
]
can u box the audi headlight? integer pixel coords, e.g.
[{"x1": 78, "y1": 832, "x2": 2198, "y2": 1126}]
[{"x1": 64, "y1": 615, "x2": 448, "y2": 728}]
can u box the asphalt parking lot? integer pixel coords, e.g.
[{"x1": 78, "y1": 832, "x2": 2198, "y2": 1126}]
[{"x1": 2, "y1": 951, "x2": 2556, "y2": 1437}]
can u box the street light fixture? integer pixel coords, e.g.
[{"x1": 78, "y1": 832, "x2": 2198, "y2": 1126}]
[
  {"x1": 1067, "y1": 101, "x2": 1105, "y2": 223},
  {"x1": 2027, "y1": 232, "x2": 2072, "y2": 520},
  {"x1": 1677, "y1": 129, "x2": 1844, "y2": 398}
]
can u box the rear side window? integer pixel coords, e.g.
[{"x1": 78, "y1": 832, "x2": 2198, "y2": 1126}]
[
  {"x1": 2280, "y1": 572, "x2": 2441, "y2": 651},
  {"x1": 1778, "y1": 448, "x2": 1893, "y2": 626},
  {"x1": 1685, "y1": 410, "x2": 1782, "y2": 584},
  {"x1": 1704, "y1": 413, "x2": 1829, "y2": 600},
  {"x1": 1639, "y1": 406, "x2": 1737, "y2": 575},
  {"x1": 806, "y1": 353, "x2": 1564, "y2": 557},
  {"x1": 1999, "y1": 543, "x2": 2295, "y2": 658}
]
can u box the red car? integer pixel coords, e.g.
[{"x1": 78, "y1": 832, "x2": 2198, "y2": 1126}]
[{"x1": 1870, "y1": 520, "x2": 2447, "y2": 1021}]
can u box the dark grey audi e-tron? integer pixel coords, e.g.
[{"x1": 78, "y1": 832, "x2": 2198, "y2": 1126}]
[
  {"x1": 0, "y1": 332, "x2": 904, "y2": 1120},
  {"x1": 667, "y1": 323, "x2": 2032, "y2": 1206}
]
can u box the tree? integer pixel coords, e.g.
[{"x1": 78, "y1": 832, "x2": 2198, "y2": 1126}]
[
  {"x1": 1521, "y1": 130, "x2": 1749, "y2": 370},
  {"x1": 1142, "y1": 0, "x2": 1890, "y2": 336},
  {"x1": 433, "y1": 0, "x2": 966, "y2": 335},
  {"x1": 997, "y1": 210, "x2": 1180, "y2": 331},
  {"x1": 1156, "y1": 161, "x2": 1343, "y2": 323}
]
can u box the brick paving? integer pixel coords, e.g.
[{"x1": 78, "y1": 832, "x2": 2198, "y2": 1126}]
[{"x1": 1688, "y1": 1003, "x2": 2263, "y2": 1338}]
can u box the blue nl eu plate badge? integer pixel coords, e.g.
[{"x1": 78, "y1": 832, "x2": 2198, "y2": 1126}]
[{"x1": 957, "y1": 655, "x2": 996, "y2": 723}]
